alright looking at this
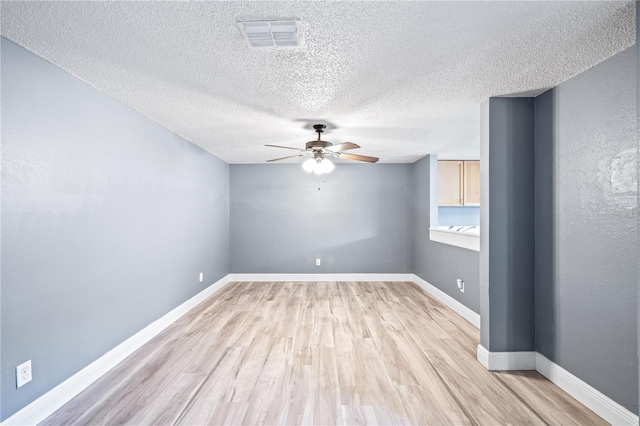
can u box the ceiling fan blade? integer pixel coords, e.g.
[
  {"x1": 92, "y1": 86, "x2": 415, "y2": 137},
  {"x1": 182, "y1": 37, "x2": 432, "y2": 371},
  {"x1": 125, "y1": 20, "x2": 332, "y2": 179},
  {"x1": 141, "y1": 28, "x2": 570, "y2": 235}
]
[
  {"x1": 325, "y1": 142, "x2": 360, "y2": 152},
  {"x1": 265, "y1": 144, "x2": 303, "y2": 151},
  {"x1": 339, "y1": 153, "x2": 379, "y2": 163},
  {"x1": 266, "y1": 154, "x2": 302, "y2": 162}
]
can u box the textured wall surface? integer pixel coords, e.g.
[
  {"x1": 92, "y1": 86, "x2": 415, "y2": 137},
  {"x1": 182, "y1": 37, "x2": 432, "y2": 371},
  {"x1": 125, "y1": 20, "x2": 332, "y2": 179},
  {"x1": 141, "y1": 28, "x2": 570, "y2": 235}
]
[
  {"x1": 412, "y1": 156, "x2": 480, "y2": 313},
  {"x1": 230, "y1": 164, "x2": 412, "y2": 273},
  {"x1": 535, "y1": 46, "x2": 638, "y2": 413},
  {"x1": 1, "y1": 38, "x2": 230, "y2": 420},
  {"x1": 479, "y1": 98, "x2": 536, "y2": 352}
]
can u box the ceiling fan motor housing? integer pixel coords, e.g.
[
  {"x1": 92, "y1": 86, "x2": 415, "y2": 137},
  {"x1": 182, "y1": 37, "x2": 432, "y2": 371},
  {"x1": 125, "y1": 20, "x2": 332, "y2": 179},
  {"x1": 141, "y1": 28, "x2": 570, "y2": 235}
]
[{"x1": 305, "y1": 140, "x2": 333, "y2": 151}]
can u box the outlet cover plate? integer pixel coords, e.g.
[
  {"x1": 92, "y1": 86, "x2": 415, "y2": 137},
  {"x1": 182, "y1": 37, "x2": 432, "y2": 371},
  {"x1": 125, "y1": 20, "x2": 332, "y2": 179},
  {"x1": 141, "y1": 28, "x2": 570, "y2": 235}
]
[
  {"x1": 199, "y1": 272, "x2": 204, "y2": 283},
  {"x1": 16, "y1": 360, "x2": 32, "y2": 388}
]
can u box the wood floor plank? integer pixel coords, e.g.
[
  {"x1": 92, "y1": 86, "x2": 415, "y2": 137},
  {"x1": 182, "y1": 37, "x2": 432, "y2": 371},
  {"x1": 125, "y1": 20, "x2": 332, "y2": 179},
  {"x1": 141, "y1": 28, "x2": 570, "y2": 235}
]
[
  {"x1": 495, "y1": 370, "x2": 607, "y2": 425},
  {"x1": 41, "y1": 281, "x2": 607, "y2": 426}
]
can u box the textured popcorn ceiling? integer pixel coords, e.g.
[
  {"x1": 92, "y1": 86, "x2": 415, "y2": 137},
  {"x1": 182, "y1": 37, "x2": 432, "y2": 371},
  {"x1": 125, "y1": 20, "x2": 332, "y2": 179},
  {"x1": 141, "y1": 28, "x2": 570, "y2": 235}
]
[{"x1": 1, "y1": 1, "x2": 635, "y2": 163}]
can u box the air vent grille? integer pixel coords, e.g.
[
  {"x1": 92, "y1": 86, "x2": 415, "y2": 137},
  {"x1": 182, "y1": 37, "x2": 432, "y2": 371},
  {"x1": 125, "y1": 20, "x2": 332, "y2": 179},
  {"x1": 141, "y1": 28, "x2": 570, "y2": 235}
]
[{"x1": 237, "y1": 20, "x2": 302, "y2": 49}]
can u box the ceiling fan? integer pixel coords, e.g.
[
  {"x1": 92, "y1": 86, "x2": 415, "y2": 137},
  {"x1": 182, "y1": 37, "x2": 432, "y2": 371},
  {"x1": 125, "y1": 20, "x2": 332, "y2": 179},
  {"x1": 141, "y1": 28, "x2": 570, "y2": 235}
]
[{"x1": 265, "y1": 124, "x2": 379, "y2": 174}]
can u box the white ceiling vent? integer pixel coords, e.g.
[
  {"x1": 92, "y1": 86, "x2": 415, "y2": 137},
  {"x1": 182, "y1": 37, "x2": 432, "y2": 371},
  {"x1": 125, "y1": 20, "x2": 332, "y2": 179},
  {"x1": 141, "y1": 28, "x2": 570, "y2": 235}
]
[{"x1": 237, "y1": 20, "x2": 302, "y2": 49}]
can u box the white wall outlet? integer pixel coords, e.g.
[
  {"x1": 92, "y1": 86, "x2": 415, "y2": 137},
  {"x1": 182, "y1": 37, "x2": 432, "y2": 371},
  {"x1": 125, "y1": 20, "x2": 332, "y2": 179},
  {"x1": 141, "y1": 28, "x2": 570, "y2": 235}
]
[
  {"x1": 16, "y1": 360, "x2": 32, "y2": 388},
  {"x1": 456, "y1": 279, "x2": 465, "y2": 293},
  {"x1": 315, "y1": 258, "x2": 321, "y2": 266},
  {"x1": 199, "y1": 272, "x2": 204, "y2": 283}
]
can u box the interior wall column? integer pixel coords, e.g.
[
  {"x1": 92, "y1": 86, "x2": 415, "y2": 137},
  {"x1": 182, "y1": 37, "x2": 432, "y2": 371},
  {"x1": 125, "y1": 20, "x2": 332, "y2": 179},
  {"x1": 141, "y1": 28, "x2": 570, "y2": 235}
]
[{"x1": 478, "y1": 97, "x2": 536, "y2": 368}]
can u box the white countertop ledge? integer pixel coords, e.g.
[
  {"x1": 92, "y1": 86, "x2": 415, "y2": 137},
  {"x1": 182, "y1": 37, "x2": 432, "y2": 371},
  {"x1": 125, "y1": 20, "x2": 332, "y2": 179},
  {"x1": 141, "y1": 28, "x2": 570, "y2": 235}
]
[{"x1": 429, "y1": 227, "x2": 480, "y2": 252}]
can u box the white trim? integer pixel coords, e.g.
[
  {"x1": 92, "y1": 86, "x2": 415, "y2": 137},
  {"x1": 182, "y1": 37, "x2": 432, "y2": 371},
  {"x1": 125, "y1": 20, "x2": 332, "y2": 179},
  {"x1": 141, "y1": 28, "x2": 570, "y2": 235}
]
[
  {"x1": 1, "y1": 275, "x2": 230, "y2": 426},
  {"x1": 475, "y1": 345, "x2": 536, "y2": 370},
  {"x1": 535, "y1": 353, "x2": 638, "y2": 426},
  {"x1": 429, "y1": 228, "x2": 480, "y2": 251},
  {"x1": 477, "y1": 344, "x2": 490, "y2": 369},
  {"x1": 411, "y1": 274, "x2": 480, "y2": 328},
  {"x1": 227, "y1": 273, "x2": 413, "y2": 282}
]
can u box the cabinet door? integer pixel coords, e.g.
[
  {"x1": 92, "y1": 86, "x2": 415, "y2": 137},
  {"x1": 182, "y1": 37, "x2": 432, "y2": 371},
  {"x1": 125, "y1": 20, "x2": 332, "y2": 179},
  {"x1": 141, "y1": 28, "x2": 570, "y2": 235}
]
[
  {"x1": 438, "y1": 160, "x2": 463, "y2": 206},
  {"x1": 463, "y1": 160, "x2": 480, "y2": 206}
]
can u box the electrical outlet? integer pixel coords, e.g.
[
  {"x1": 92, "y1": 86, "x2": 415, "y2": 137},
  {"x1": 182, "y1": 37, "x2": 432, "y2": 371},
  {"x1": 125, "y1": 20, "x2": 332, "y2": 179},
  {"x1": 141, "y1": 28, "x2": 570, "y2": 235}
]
[
  {"x1": 456, "y1": 279, "x2": 465, "y2": 293},
  {"x1": 315, "y1": 258, "x2": 321, "y2": 266},
  {"x1": 199, "y1": 272, "x2": 203, "y2": 283},
  {"x1": 16, "y1": 360, "x2": 32, "y2": 388}
]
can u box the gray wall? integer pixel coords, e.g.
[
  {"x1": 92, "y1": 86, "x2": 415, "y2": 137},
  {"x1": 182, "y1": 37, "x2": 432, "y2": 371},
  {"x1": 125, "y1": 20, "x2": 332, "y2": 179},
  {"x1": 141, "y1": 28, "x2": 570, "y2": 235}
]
[
  {"x1": 479, "y1": 97, "x2": 536, "y2": 352},
  {"x1": 1, "y1": 38, "x2": 230, "y2": 420},
  {"x1": 412, "y1": 156, "x2": 480, "y2": 313},
  {"x1": 535, "y1": 46, "x2": 638, "y2": 413},
  {"x1": 230, "y1": 164, "x2": 412, "y2": 273}
]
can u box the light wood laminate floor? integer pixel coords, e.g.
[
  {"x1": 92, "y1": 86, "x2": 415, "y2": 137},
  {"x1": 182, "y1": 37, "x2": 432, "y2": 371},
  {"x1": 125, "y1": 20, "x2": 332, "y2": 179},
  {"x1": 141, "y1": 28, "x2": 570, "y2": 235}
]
[{"x1": 42, "y1": 281, "x2": 606, "y2": 425}]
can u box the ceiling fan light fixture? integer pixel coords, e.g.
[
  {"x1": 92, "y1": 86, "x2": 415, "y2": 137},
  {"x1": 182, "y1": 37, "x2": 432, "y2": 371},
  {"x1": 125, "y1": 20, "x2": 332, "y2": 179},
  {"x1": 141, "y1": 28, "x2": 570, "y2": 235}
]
[
  {"x1": 307, "y1": 157, "x2": 334, "y2": 175},
  {"x1": 237, "y1": 20, "x2": 303, "y2": 49},
  {"x1": 302, "y1": 158, "x2": 315, "y2": 173},
  {"x1": 321, "y1": 158, "x2": 335, "y2": 173}
]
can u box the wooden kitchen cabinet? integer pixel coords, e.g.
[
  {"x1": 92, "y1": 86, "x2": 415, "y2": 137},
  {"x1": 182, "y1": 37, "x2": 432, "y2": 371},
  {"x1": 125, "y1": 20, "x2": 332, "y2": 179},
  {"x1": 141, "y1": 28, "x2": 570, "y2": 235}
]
[
  {"x1": 438, "y1": 161, "x2": 464, "y2": 206},
  {"x1": 438, "y1": 160, "x2": 480, "y2": 206},
  {"x1": 463, "y1": 160, "x2": 480, "y2": 206}
]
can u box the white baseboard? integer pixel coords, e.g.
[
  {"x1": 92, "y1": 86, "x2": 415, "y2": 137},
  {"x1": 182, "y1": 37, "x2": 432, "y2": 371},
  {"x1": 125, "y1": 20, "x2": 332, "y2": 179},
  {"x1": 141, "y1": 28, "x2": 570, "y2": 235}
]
[
  {"x1": 1, "y1": 275, "x2": 230, "y2": 426},
  {"x1": 476, "y1": 344, "x2": 490, "y2": 368},
  {"x1": 475, "y1": 347, "x2": 638, "y2": 425},
  {"x1": 228, "y1": 273, "x2": 413, "y2": 282},
  {"x1": 411, "y1": 274, "x2": 481, "y2": 328},
  {"x1": 535, "y1": 353, "x2": 638, "y2": 426},
  {"x1": 476, "y1": 345, "x2": 536, "y2": 370}
]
